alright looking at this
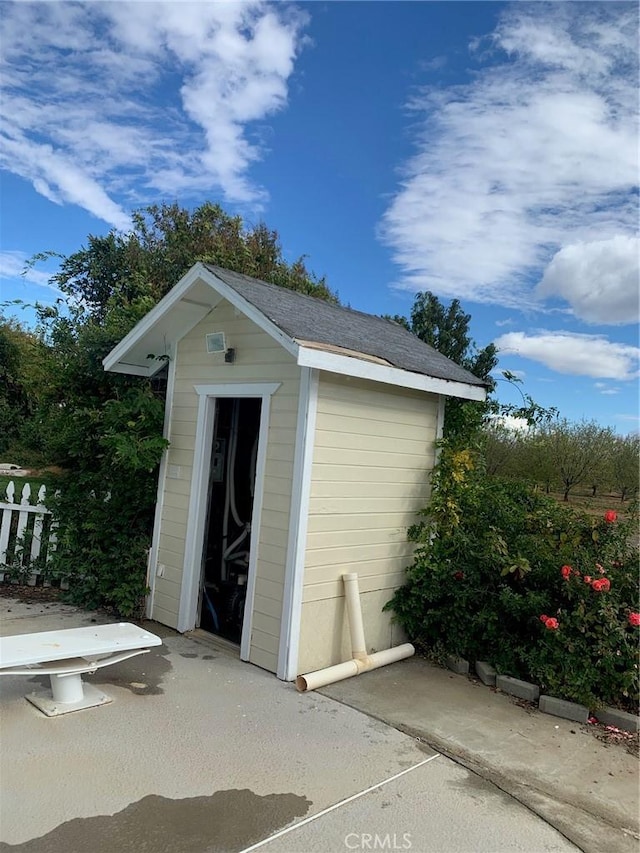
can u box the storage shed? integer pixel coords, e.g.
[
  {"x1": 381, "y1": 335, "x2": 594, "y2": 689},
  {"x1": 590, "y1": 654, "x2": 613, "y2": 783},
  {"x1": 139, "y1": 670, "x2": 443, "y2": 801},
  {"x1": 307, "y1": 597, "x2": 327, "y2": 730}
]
[{"x1": 104, "y1": 263, "x2": 486, "y2": 680}]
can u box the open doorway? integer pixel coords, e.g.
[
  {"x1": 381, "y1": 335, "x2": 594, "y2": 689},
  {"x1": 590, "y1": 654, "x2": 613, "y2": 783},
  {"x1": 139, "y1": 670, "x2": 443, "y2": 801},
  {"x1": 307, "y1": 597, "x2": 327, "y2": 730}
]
[{"x1": 198, "y1": 397, "x2": 262, "y2": 644}]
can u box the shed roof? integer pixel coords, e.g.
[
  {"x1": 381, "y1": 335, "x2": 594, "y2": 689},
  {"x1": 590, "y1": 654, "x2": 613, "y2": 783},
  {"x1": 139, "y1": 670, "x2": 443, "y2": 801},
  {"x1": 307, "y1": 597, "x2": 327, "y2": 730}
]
[
  {"x1": 104, "y1": 263, "x2": 487, "y2": 401},
  {"x1": 204, "y1": 266, "x2": 485, "y2": 389}
]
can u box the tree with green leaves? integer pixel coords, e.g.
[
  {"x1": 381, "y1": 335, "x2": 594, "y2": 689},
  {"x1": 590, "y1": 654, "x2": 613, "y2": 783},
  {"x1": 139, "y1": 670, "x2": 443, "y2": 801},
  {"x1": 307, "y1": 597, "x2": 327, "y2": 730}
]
[
  {"x1": 482, "y1": 421, "x2": 530, "y2": 478},
  {"x1": 540, "y1": 419, "x2": 615, "y2": 502},
  {"x1": 39, "y1": 202, "x2": 334, "y2": 327},
  {"x1": 0, "y1": 315, "x2": 46, "y2": 458},
  {"x1": 24, "y1": 201, "x2": 336, "y2": 615},
  {"x1": 390, "y1": 291, "x2": 497, "y2": 382},
  {"x1": 388, "y1": 291, "x2": 498, "y2": 442},
  {"x1": 611, "y1": 434, "x2": 640, "y2": 502}
]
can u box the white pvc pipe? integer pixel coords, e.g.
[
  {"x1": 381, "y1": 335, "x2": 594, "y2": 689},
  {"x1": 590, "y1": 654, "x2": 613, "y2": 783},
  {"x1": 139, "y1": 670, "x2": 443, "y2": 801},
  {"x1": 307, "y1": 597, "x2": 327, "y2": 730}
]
[
  {"x1": 296, "y1": 572, "x2": 415, "y2": 692},
  {"x1": 343, "y1": 573, "x2": 367, "y2": 660},
  {"x1": 50, "y1": 672, "x2": 85, "y2": 704},
  {"x1": 296, "y1": 644, "x2": 414, "y2": 692}
]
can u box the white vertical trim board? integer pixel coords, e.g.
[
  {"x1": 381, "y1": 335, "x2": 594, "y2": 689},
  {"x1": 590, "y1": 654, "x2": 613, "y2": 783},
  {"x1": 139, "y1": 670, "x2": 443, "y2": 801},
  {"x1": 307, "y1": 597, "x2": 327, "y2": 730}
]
[
  {"x1": 146, "y1": 357, "x2": 177, "y2": 619},
  {"x1": 177, "y1": 393, "x2": 215, "y2": 632},
  {"x1": 176, "y1": 382, "x2": 281, "y2": 637},
  {"x1": 277, "y1": 368, "x2": 319, "y2": 680},
  {"x1": 239, "y1": 393, "x2": 272, "y2": 661},
  {"x1": 434, "y1": 394, "x2": 446, "y2": 466}
]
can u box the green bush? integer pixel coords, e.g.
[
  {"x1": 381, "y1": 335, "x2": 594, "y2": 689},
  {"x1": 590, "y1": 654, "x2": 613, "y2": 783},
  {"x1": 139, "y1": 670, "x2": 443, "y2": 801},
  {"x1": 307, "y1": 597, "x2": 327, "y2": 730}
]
[
  {"x1": 386, "y1": 443, "x2": 640, "y2": 711},
  {"x1": 45, "y1": 387, "x2": 168, "y2": 617}
]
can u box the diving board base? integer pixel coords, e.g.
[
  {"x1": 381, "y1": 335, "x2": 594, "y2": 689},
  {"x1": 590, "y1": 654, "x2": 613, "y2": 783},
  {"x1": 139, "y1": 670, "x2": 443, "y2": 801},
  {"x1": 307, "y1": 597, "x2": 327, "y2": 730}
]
[{"x1": 26, "y1": 680, "x2": 112, "y2": 716}]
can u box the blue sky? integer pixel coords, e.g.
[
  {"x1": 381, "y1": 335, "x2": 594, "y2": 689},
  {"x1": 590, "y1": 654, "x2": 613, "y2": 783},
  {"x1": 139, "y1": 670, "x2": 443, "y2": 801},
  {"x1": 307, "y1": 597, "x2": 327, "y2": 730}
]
[{"x1": 1, "y1": 1, "x2": 638, "y2": 433}]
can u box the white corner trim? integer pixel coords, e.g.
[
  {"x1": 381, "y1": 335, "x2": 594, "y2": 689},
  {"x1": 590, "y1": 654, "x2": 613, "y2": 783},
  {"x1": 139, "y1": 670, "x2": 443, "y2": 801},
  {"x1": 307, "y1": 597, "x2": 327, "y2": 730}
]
[
  {"x1": 296, "y1": 347, "x2": 486, "y2": 402},
  {"x1": 146, "y1": 357, "x2": 177, "y2": 619},
  {"x1": 434, "y1": 394, "x2": 446, "y2": 467},
  {"x1": 436, "y1": 394, "x2": 446, "y2": 438},
  {"x1": 277, "y1": 367, "x2": 319, "y2": 681}
]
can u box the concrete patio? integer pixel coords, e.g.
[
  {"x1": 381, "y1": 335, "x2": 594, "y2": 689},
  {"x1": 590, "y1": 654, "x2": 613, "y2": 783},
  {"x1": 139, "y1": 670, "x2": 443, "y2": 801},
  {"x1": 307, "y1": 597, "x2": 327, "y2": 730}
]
[{"x1": 0, "y1": 599, "x2": 581, "y2": 853}]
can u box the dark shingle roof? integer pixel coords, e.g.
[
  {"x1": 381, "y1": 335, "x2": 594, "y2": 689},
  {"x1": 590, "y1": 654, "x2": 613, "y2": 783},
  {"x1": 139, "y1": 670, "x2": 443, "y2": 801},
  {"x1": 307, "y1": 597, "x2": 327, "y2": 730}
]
[{"x1": 205, "y1": 264, "x2": 486, "y2": 388}]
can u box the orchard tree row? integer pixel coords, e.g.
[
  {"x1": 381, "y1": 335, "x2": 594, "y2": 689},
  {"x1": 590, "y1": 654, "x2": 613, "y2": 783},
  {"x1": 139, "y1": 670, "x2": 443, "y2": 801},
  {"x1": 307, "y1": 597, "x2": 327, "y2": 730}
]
[{"x1": 484, "y1": 419, "x2": 639, "y2": 502}]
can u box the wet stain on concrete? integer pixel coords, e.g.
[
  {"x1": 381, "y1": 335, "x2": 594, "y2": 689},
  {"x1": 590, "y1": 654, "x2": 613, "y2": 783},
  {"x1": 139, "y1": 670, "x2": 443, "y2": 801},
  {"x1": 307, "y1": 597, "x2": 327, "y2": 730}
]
[
  {"x1": 180, "y1": 653, "x2": 198, "y2": 658},
  {"x1": 27, "y1": 645, "x2": 173, "y2": 698},
  {"x1": 446, "y1": 767, "x2": 515, "y2": 806},
  {"x1": 0, "y1": 789, "x2": 312, "y2": 853},
  {"x1": 96, "y1": 644, "x2": 173, "y2": 696}
]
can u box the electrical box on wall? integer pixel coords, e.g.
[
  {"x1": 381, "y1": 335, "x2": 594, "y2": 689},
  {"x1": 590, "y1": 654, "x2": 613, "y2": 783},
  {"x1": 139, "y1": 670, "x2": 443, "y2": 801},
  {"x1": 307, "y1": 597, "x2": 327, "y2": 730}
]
[{"x1": 205, "y1": 332, "x2": 226, "y2": 354}]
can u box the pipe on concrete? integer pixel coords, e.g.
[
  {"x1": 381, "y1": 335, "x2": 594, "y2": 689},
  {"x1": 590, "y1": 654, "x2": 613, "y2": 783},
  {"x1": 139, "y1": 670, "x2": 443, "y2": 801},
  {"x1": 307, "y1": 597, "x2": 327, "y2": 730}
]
[
  {"x1": 295, "y1": 572, "x2": 414, "y2": 692},
  {"x1": 344, "y1": 572, "x2": 367, "y2": 660}
]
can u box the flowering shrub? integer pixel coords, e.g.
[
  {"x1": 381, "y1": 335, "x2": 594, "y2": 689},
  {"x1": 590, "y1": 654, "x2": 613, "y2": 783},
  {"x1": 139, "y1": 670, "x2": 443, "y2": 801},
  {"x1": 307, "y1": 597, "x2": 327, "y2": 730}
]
[{"x1": 386, "y1": 441, "x2": 640, "y2": 711}]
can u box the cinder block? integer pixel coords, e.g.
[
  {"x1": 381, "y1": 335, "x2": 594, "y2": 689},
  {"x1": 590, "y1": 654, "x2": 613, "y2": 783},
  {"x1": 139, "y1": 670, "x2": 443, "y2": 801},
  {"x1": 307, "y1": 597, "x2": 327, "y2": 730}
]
[
  {"x1": 475, "y1": 661, "x2": 496, "y2": 687},
  {"x1": 496, "y1": 674, "x2": 540, "y2": 702},
  {"x1": 594, "y1": 706, "x2": 640, "y2": 733},
  {"x1": 446, "y1": 655, "x2": 469, "y2": 675},
  {"x1": 540, "y1": 695, "x2": 588, "y2": 723}
]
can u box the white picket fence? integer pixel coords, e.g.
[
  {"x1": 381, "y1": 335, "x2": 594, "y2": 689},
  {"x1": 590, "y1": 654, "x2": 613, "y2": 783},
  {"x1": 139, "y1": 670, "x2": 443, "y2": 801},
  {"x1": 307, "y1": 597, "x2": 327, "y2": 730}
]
[{"x1": 0, "y1": 480, "x2": 64, "y2": 587}]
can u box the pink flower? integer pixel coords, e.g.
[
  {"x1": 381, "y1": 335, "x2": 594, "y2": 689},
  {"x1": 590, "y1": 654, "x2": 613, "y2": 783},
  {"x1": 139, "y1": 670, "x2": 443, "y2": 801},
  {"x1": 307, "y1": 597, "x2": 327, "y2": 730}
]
[
  {"x1": 453, "y1": 571, "x2": 464, "y2": 580},
  {"x1": 604, "y1": 510, "x2": 617, "y2": 524},
  {"x1": 591, "y1": 578, "x2": 611, "y2": 593},
  {"x1": 561, "y1": 565, "x2": 572, "y2": 580},
  {"x1": 583, "y1": 575, "x2": 592, "y2": 584},
  {"x1": 539, "y1": 614, "x2": 548, "y2": 623},
  {"x1": 544, "y1": 617, "x2": 559, "y2": 630},
  {"x1": 595, "y1": 563, "x2": 604, "y2": 573},
  {"x1": 629, "y1": 613, "x2": 640, "y2": 627}
]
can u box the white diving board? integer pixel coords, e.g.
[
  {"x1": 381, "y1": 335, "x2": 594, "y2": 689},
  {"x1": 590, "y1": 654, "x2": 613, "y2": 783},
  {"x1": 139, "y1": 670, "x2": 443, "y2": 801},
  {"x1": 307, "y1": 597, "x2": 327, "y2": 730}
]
[{"x1": 0, "y1": 622, "x2": 162, "y2": 716}]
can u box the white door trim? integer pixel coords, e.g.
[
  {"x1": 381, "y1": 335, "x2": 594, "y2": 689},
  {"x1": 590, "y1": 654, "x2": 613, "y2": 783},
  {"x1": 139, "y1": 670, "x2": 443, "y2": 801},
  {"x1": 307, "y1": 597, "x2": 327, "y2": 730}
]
[
  {"x1": 277, "y1": 367, "x2": 319, "y2": 680},
  {"x1": 146, "y1": 357, "x2": 177, "y2": 618},
  {"x1": 177, "y1": 383, "x2": 280, "y2": 652}
]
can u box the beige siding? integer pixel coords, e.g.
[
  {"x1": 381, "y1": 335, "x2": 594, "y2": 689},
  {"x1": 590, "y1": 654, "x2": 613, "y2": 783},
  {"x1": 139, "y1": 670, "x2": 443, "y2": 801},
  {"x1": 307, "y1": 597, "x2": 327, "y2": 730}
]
[
  {"x1": 298, "y1": 373, "x2": 438, "y2": 674},
  {"x1": 153, "y1": 298, "x2": 300, "y2": 672}
]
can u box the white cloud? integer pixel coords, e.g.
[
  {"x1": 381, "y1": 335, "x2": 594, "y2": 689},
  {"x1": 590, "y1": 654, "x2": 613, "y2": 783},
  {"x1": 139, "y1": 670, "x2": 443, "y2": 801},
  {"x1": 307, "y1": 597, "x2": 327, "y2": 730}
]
[
  {"x1": 494, "y1": 330, "x2": 639, "y2": 381},
  {"x1": 380, "y1": 4, "x2": 638, "y2": 317},
  {"x1": 594, "y1": 381, "x2": 621, "y2": 395},
  {"x1": 488, "y1": 414, "x2": 531, "y2": 433},
  {"x1": 0, "y1": 2, "x2": 307, "y2": 227},
  {"x1": 0, "y1": 251, "x2": 60, "y2": 292},
  {"x1": 536, "y1": 235, "x2": 639, "y2": 325}
]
